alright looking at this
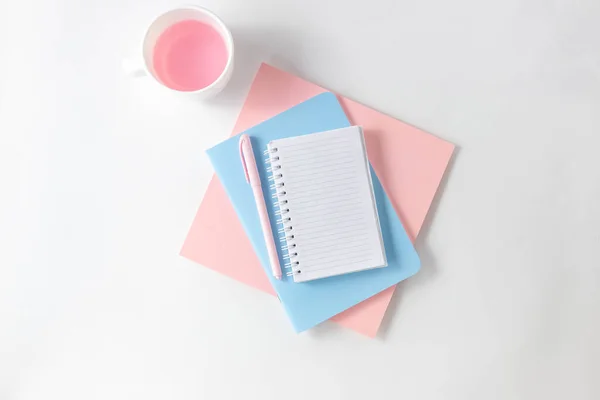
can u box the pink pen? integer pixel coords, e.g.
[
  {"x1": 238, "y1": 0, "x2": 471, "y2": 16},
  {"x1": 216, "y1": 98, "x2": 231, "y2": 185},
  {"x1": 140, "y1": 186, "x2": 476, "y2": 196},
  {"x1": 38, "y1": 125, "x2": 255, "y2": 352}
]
[{"x1": 239, "y1": 134, "x2": 283, "y2": 280}]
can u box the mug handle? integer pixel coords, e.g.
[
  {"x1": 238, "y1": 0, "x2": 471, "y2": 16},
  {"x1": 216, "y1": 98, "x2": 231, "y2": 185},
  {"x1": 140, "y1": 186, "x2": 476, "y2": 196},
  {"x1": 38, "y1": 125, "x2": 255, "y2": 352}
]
[{"x1": 122, "y1": 56, "x2": 147, "y2": 77}]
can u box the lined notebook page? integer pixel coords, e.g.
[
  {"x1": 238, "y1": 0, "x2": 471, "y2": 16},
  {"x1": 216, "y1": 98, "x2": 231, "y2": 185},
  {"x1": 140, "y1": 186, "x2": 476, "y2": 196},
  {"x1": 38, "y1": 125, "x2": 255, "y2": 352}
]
[{"x1": 268, "y1": 126, "x2": 386, "y2": 282}]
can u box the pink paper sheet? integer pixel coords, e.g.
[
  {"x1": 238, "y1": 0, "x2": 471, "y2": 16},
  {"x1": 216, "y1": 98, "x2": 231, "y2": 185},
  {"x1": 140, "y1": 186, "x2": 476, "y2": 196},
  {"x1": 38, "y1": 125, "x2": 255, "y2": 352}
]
[{"x1": 182, "y1": 63, "x2": 454, "y2": 337}]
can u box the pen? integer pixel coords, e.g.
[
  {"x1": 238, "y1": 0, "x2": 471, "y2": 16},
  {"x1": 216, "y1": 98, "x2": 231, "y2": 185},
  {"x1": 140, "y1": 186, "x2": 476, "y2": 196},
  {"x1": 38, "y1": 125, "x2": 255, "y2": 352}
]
[{"x1": 239, "y1": 134, "x2": 283, "y2": 280}]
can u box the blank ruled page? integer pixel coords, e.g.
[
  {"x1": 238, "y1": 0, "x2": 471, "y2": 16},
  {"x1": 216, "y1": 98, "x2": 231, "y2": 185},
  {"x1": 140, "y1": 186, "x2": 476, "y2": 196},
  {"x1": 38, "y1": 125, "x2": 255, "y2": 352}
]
[{"x1": 268, "y1": 126, "x2": 387, "y2": 282}]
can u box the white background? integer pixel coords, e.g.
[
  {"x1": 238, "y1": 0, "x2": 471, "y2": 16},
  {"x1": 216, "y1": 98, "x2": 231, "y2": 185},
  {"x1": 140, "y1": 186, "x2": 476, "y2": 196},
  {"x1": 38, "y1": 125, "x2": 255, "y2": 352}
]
[{"x1": 1, "y1": 0, "x2": 599, "y2": 399}]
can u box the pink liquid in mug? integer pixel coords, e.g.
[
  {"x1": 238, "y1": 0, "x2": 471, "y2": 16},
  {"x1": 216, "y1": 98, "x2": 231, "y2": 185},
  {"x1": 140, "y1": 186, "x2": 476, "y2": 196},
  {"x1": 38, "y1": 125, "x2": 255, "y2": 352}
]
[{"x1": 153, "y1": 20, "x2": 228, "y2": 92}]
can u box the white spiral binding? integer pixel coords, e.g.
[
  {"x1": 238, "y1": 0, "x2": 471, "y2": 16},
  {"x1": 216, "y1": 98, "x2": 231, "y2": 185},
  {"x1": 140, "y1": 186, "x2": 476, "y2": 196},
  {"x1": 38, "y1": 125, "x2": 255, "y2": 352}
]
[{"x1": 264, "y1": 145, "x2": 301, "y2": 277}]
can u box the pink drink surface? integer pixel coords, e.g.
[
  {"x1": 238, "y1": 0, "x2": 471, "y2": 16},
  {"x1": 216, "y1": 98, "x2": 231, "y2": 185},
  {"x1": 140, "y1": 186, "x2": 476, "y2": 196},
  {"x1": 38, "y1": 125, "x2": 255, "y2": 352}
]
[{"x1": 153, "y1": 20, "x2": 228, "y2": 91}]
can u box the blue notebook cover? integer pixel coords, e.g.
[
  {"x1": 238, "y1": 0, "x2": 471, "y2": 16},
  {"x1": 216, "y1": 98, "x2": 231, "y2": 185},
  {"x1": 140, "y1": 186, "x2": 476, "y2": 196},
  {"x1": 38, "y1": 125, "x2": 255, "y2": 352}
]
[{"x1": 206, "y1": 93, "x2": 420, "y2": 332}]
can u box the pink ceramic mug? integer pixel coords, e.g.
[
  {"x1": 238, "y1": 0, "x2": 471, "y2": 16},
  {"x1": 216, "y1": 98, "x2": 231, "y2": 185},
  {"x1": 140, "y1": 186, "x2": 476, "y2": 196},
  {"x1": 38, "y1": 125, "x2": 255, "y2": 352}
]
[{"x1": 123, "y1": 6, "x2": 234, "y2": 99}]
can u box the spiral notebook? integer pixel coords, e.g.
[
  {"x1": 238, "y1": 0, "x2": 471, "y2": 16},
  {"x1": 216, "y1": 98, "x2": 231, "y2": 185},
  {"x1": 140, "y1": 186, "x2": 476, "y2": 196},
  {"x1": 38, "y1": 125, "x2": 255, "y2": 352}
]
[
  {"x1": 267, "y1": 127, "x2": 387, "y2": 282},
  {"x1": 206, "y1": 92, "x2": 420, "y2": 332}
]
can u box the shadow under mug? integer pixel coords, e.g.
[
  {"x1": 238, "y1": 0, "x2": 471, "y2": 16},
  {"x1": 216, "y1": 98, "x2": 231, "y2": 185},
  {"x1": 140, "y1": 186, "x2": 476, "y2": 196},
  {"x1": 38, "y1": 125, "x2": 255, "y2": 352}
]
[{"x1": 123, "y1": 6, "x2": 234, "y2": 100}]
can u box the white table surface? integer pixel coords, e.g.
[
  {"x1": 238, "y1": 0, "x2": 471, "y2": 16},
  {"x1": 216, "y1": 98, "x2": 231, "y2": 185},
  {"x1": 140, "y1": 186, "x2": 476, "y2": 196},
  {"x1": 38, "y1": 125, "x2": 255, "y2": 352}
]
[{"x1": 2, "y1": 0, "x2": 599, "y2": 399}]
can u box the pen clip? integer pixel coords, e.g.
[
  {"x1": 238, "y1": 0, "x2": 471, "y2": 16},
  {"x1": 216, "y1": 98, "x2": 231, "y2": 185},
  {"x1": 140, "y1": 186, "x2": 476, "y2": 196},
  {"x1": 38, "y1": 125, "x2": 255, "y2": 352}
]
[{"x1": 239, "y1": 134, "x2": 250, "y2": 183}]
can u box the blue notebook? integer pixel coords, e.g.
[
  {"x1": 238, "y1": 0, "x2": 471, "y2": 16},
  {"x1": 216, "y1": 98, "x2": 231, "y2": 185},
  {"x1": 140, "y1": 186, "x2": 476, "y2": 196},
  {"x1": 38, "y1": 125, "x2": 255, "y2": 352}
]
[{"x1": 206, "y1": 93, "x2": 420, "y2": 332}]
